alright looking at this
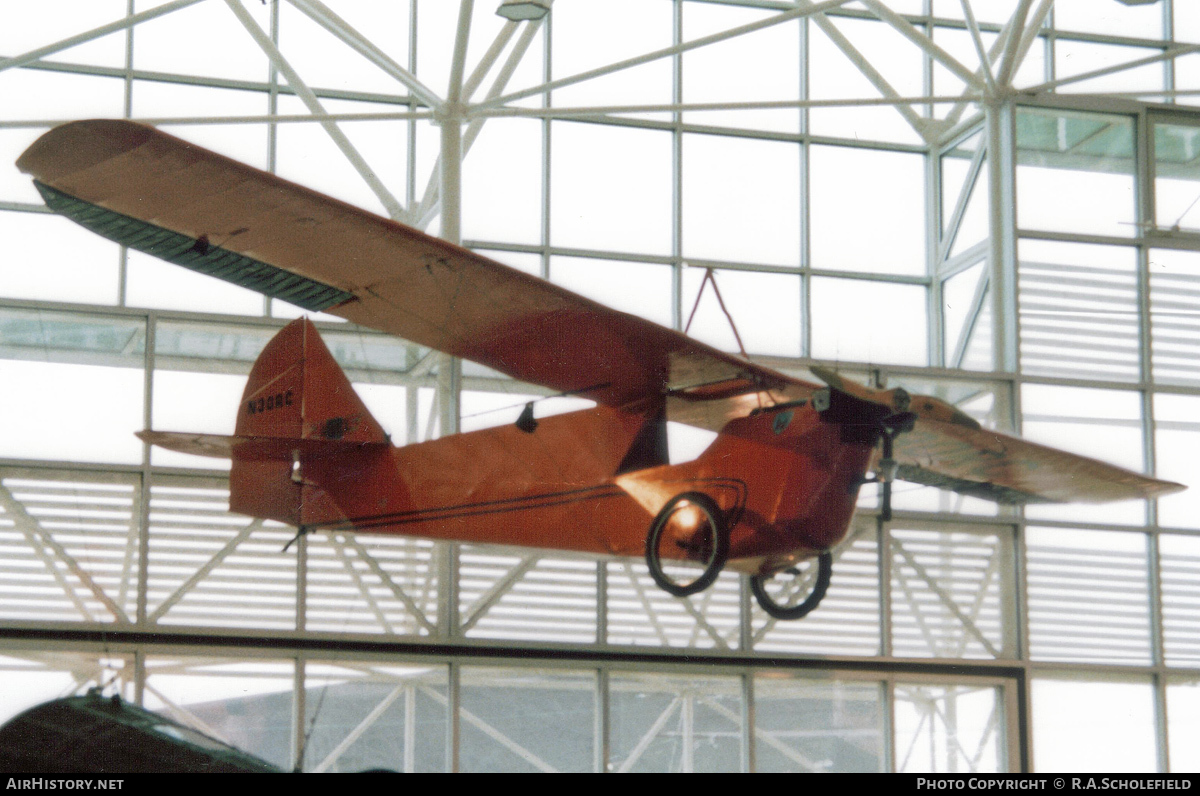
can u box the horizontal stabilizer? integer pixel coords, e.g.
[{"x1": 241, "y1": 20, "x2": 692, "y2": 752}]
[{"x1": 138, "y1": 430, "x2": 388, "y2": 461}]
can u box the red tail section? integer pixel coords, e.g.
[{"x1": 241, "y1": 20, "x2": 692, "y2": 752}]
[
  {"x1": 235, "y1": 318, "x2": 387, "y2": 444},
  {"x1": 230, "y1": 318, "x2": 393, "y2": 528}
]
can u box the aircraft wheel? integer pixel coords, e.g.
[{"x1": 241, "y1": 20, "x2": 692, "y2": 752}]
[
  {"x1": 750, "y1": 552, "x2": 832, "y2": 620},
  {"x1": 645, "y1": 492, "x2": 728, "y2": 597}
]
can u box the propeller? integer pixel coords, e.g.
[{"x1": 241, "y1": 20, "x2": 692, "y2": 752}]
[
  {"x1": 810, "y1": 365, "x2": 981, "y2": 430},
  {"x1": 810, "y1": 365, "x2": 910, "y2": 413}
]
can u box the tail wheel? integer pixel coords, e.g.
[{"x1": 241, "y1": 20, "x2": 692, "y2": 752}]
[
  {"x1": 751, "y1": 552, "x2": 832, "y2": 620},
  {"x1": 645, "y1": 492, "x2": 729, "y2": 597}
]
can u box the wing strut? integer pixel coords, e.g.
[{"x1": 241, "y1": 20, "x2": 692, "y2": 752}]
[{"x1": 684, "y1": 267, "x2": 750, "y2": 360}]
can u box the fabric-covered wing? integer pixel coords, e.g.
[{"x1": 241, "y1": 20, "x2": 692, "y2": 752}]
[
  {"x1": 18, "y1": 119, "x2": 802, "y2": 410},
  {"x1": 894, "y1": 419, "x2": 1184, "y2": 504}
]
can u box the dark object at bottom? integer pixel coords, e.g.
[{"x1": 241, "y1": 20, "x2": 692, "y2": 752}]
[{"x1": 0, "y1": 689, "x2": 283, "y2": 773}]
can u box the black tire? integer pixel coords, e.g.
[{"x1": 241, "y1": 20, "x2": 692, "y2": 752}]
[
  {"x1": 751, "y1": 551, "x2": 832, "y2": 620},
  {"x1": 644, "y1": 492, "x2": 729, "y2": 597}
]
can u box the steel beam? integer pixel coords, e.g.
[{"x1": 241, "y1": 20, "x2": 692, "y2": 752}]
[
  {"x1": 474, "y1": 0, "x2": 856, "y2": 112},
  {"x1": 0, "y1": 0, "x2": 206, "y2": 75},
  {"x1": 223, "y1": 0, "x2": 408, "y2": 222},
  {"x1": 286, "y1": 0, "x2": 443, "y2": 108}
]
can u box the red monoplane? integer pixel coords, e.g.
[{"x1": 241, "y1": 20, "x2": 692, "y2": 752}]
[{"x1": 18, "y1": 120, "x2": 1184, "y2": 619}]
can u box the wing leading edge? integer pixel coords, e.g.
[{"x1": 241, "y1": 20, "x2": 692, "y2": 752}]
[
  {"x1": 17, "y1": 119, "x2": 786, "y2": 411},
  {"x1": 18, "y1": 120, "x2": 1184, "y2": 506}
]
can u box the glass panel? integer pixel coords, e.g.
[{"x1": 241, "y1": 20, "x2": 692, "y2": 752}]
[
  {"x1": 609, "y1": 672, "x2": 742, "y2": 773},
  {"x1": 1017, "y1": 239, "x2": 1140, "y2": 383},
  {"x1": 0, "y1": 129, "x2": 47, "y2": 204},
  {"x1": 300, "y1": 661, "x2": 446, "y2": 773},
  {"x1": 810, "y1": 145, "x2": 927, "y2": 276},
  {"x1": 808, "y1": 18, "x2": 924, "y2": 146},
  {"x1": 413, "y1": 0, "x2": 458, "y2": 99},
  {"x1": 126, "y1": 248, "x2": 267, "y2": 317},
  {"x1": 809, "y1": 276, "x2": 928, "y2": 366},
  {"x1": 1180, "y1": 4, "x2": 1200, "y2": 43},
  {"x1": 1016, "y1": 109, "x2": 1136, "y2": 238},
  {"x1": 459, "y1": 549, "x2": 597, "y2": 644},
  {"x1": 146, "y1": 474, "x2": 297, "y2": 631},
  {"x1": 0, "y1": 69, "x2": 124, "y2": 204},
  {"x1": 131, "y1": 82, "x2": 270, "y2": 170},
  {"x1": 1160, "y1": 534, "x2": 1200, "y2": 667},
  {"x1": 304, "y1": 532, "x2": 438, "y2": 637},
  {"x1": 462, "y1": 118, "x2": 542, "y2": 246},
  {"x1": 931, "y1": 27, "x2": 999, "y2": 103},
  {"x1": 1170, "y1": 60, "x2": 1200, "y2": 110},
  {"x1": 278, "y1": 2, "x2": 410, "y2": 95},
  {"x1": 151, "y1": 371, "x2": 244, "y2": 470},
  {"x1": 1149, "y1": 248, "x2": 1200, "y2": 386},
  {"x1": 605, "y1": 562, "x2": 741, "y2": 650},
  {"x1": 682, "y1": 134, "x2": 800, "y2": 267},
  {"x1": 1, "y1": 0, "x2": 128, "y2": 68},
  {"x1": 931, "y1": 1, "x2": 1021, "y2": 25},
  {"x1": 890, "y1": 527, "x2": 1016, "y2": 660},
  {"x1": 940, "y1": 131, "x2": 982, "y2": 237},
  {"x1": 681, "y1": 3, "x2": 800, "y2": 133},
  {"x1": 153, "y1": 319, "x2": 271, "y2": 368},
  {"x1": 1167, "y1": 678, "x2": 1200, "y2": 773},
  {"x1": 0, "y1": 306, "x2": 144, "y2": 364},
  {"x1": 0, "y1": 468, "x2": 141, "y2": 624},
  {"x1": 1153, "y1": 124, "x2": 1200, "y2": 232},
  {"x1": 894, "y1": 683, "x2": 1005, "y2": 773},
  {"x1": 551, "y1": 256, "x2": 673, "y2": 328},
  {"x1": 143, "y1": 657, "x2": 295, "y2": 771},
  {"x1": 1032, "y1": 677, "x2": 1158, "y2": 773},
  {"x1": 550, "y1": 0, "x2": 673, "y2": 112},
  {"x1": 132, "y1": 0, "x2": 271, "y2": 82},
  {"x1": 1053, "y1": 0, "x2": 1164, "y2": 40},
  {"x1": 950, "y1": 178, "x2": 990, "y2": 260},
  {"x1": 0, "y1": 58, "x2": 126, "y2": 127},
  {"x1": 550, "y1": 122, "x2": 672, "y2": 256},
  {"x1": 753, "y1": 676, "x2": 884, "y2": 772},
  {"x1": 459, "y1": 667, "x2": 595, "y2": 773},
  {"x1": 1054, "y1": 41, "x2": 1165, "y2": 95},
  {"x1": 940, "y1": 131, "x2": 989, "y2": 258},
  {"x1": 1026, "y1": 527, "x2": 1152, "y2": 665},
  {"x1": 0, "y1": 211, "x2": 122, "y2": 305},
  {"x1": 681, "y1": 267, "x2": 801, "y2": 357},
  {"x1": 943, "y1": 262, "x2": 994, "y2": 372},
  {"x1": 474, "y1": 248, "x2": 542, "y2": 277},
  {"x1": 1154, "y1": 393, "x2": 1200, "y2": 530},
  {"x1": 0, "y1": 310, "x2": 145, "y2": 465},
  {"x1": 152, "y1": 320, "x2": 265, "y2": 469},
  {"x1": 1011, "y1": 35, "x2": 1049, "y2": 92},
  {"x1": 274, "y1": 96, "x2": 408, "y2": 219}
]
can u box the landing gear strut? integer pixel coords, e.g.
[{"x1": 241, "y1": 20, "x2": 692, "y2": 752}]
[
  {"x1": 645, "y1": 492, "x2": 729, "y2": 597},
  {"x1": 750, "y1": 552, "x2": 832, "y2": 620},
  {"x1": 849, "y1": 410, "x2": 917, "y2": 523}
]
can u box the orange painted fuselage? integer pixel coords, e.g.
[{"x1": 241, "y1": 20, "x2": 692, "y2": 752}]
[{"x1": 227, "y1": 319, "x2": 875, "y2": 576}]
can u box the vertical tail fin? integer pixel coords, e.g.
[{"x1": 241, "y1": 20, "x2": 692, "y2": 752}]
[
  {"x1": 230, "y1": 318, "x2": 390, "y2": 527},
  {"x1": 235, "y1": 317, "x2": 387, "y2": 444}
]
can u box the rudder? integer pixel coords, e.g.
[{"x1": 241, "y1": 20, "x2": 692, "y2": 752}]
[{"x1": 230, "y1": 318, "x2": 390, "y2": 527}]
